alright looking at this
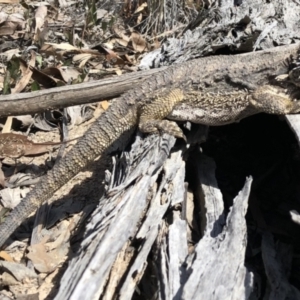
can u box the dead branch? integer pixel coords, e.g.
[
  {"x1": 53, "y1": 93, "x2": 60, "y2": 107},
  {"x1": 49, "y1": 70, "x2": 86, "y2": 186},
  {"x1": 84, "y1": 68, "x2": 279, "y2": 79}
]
[{"x1": 0, "y1": 67, "x2": 166, "y2": 118}]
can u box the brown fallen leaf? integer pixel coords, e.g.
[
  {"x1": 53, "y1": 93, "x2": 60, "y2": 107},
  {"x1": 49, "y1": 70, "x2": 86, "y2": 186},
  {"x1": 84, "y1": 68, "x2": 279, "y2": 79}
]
[
  {"x1": 0, "y1": 250, "x2": 14, "y2": 262},
  {"x1": 0, "y1": 162, "x2": 5, "y2": 187},
  {"x1": 27, "y1": 220, "x2": 70, "y2": 273},
  {"x1": 100, "y1": 100, "x2": 109, "y2": 110},
  {"x1": 0, "y1": 133, "x2": 77, "y2": 159},
  {"x1": 2, "y1": 116, "x2": 13, "y2": 133},
  {"x1": 0, "y1": 11, "x2": 25, "y2": 38},
  {"x1": 29, "y1": 64, "x2": 58, "y2": 88},
  {"x1": 11, "y1": 50, "x2": 36, "y2": 94},
  {"x1": 130, "y1": 31, "x2": 148, "y2": 53},
  {"x1": 0, "y1": 0, "x2": 20, "y2": 4},
  {"x1": 133, "y1": 2, "x2": 147, "y2": 14},
  {"x1": 33, "y1": 5, "x2": 47, "y2": 42},
  {"x1": 42, "y1": 66, "x2": 80, "y2": 82},
  {"x1": 0, "y1": 26, "x2": 14, "y2": 36}
]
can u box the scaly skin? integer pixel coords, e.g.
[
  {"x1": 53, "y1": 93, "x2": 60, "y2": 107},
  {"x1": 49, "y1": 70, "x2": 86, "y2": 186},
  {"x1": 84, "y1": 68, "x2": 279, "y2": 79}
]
[
  {"x1": 0, "y1": 44, "x2": 300, "y2": 248},
  {"x1": 0, "y1": 69, "x2": 186, "y2": 248}
]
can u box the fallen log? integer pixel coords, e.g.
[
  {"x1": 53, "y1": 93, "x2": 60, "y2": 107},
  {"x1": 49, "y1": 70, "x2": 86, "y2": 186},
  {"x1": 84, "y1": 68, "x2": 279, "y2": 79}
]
[{"x1": 0, "y1": 67, "x2": 166, "y2": 118}]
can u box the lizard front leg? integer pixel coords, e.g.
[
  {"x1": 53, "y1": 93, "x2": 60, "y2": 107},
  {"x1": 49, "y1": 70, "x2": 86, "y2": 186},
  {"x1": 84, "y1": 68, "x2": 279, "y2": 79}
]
[{"x1": 138, "y1": 88, "x2": 186, "y2": 140}]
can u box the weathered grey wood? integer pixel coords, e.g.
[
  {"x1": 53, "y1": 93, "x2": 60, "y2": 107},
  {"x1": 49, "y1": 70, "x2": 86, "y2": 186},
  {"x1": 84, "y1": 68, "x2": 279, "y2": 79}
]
[
  {"x1": 285, "y1": 115, "x2": 300, "y2": 145},
  {"x1": 0, "y1": 67, "x2": 166, "y2": 118},
  {"x1": 118, "y1": 151, "x2": 186, "y2": 299},
  {"x1": 262, "y1": 232, "x2": 300, "y2": 299},
  {"x1": 168, "y1": 216, "x2": 189, "y2": 297},
  {"x1": 51, "y1": 0, "x2": 300, "y2": 298},
  {"x1": 141, "y1": 0, "x2": 300, "y2": 67},
  {"x1": 4, "y1": 0, "x2": 300, "y2": 298},
  {"x1": 194, "y1": 155, "x2": 225, "y2": 236},
  {"x1": 55, "y1": 134, "x2": 181, "y2": 299},
  {"x1": 181, "y1": 176, "x2": 253, "y2": 299},
  {"x1": 54, "y1": 132, "x2": 256, "y2": 299}
]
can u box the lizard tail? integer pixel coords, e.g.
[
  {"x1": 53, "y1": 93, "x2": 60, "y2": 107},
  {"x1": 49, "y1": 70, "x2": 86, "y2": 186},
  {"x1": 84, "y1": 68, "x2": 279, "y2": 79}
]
[{"x1": 0, "y1": 101, "x2": 137, "y2": 248}]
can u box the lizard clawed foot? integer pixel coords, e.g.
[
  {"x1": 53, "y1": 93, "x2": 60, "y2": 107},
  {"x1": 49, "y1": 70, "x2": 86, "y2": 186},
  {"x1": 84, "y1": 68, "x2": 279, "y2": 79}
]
[{"x1": 139, "y1": 119, "x2": 186, "y2": 141}]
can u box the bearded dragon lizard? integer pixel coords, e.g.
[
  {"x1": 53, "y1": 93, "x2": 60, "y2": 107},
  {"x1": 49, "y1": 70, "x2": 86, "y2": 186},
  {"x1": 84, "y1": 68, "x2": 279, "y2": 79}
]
[{"x1": 0, "y1": 44, "x2": 300, "y2": 248}]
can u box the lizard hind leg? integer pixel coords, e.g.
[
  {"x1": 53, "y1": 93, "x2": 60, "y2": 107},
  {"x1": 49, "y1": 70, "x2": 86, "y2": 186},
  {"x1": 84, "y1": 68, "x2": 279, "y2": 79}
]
[
  {"x1": 250, "y1": 85, "x2": 300, "y2": 114},
  {"x1": 138, "y1": 88, "x2": 186, "y2": 140}
]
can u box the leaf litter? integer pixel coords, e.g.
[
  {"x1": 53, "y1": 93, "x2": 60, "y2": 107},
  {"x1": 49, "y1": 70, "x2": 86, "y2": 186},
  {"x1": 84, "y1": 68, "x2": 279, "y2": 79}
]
[{"x1": 0, "y1": 0, "x2": 199, "y2": 298}]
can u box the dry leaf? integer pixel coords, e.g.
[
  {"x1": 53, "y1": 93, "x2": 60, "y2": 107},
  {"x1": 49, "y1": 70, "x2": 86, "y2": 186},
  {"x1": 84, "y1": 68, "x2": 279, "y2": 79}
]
[
  {"x1": 35, "y1": 5, "x2": 47, "y2": 21},
  {"x1": 104, "y1": 48, "x2": 124, "y2": 66},
  {"x1": 41, "y1": 43, "x2": 78, "y2": 59},
  {"x1": 85, "y1": 61, "x2": 103, "y2": 70},
  {"x1": 152, "y1": 37, "x2": 161, "y2": 50},
  {"x1": 11, "y1": 51, "x2": 36, "y2": 94},
  {"x1": 0, "y1": 261, "x2": 37, "y2": 281},
  {"x1": 96, "y1": 9, "x2": 108, "y2": 19},
  {"x1": 27, "y1": 220, "x2": 70, "y2": 273},
  {"x1": 113, "y1": 38, "x2": 129, "y2": 47},
  {"x1": 0, "y1": 12, "x2": 25, "y2": 37},
  {"x1": 0, "y1": 133, "x2": 73, "y2": 159},
  {"x1": 2, "y1": 116, "x2": 13, "y2": 133},
  {"x1": 0, "y1": 49, "x2": 20, "y2": 60},
  {"x1": 123, "y1": 53, "x2": 135, "y2": 64},
  {"x1": 0, "y1": 250, "x2": 14, "y2": 262},
  {"x1": 33, "y1": 5, "x2": 47, "y2": 42},
  {"x1": 30, "y1": 66, "x2": 58, "y2": 88},
  {"x1": 134, "y1": 2, "x2": 147, "y2": 14},
  {"x1": 65, "y1": 106, "x2": 89, "y2": 126},
  {"x1": 0, "y1": 186, "x2": 22, "y2": 209},
  {"x1": 0, "y1": 12, "x2": 7, "y2": 24},
  {"x1": 5, "y1": 174, "x2": 33, "y2": 192},
  {"x1": 0, "y1": 26, "x2": 14, "y2": 36},
  {"x1": 130, "y1": 32, "x2": 147, "y2": 52},
  {"x1": 44, "y1": 42, "x2": 75, "y2": 51},
  {"x1": 0, "y1": 0, "x2": 20, "y2": 4},
  {"x1": 100, "y1": 100, "x2": 109, "y2": 110},
  {"x1": 0, "y1": 162, "x2": 5, "y2": 188},
  {"x1": 0, "y1": 12, "x2": 24, "y2": 24},
  {"x1": 42, "y1": 43, "x2": 101, "y2": 60},
  {"x1": 8, "y1": 54, "x2": 57, "y2": 90},
  {"x1": 73, "y1": 53, "x2": 93, "y2": 68},
  {"x1": 57, "y1": 0, "x2": 69, "y2": 8},
  {"x1": 113, "y1": 26, "x2": 130, "y2": 42},
  {"x1": 137, "y1": 13, "x2": 143, "y2": 24},
  {"x1": 27, "y1": 242, "x2": 59, "y2": 273},
  {"x1": 42, "y1": 66, "x2": 80, "y2": 82},
  {"x1": 7, "y1": 13, "x2": 24, "y2": 24},
  {"x1": 115, "y1": 69, "x2": 122, "y2": 75}
]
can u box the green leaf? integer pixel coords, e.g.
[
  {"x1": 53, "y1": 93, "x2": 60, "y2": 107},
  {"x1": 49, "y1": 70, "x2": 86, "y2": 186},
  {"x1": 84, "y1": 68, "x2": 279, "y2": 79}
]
[
  {"x1": 36, "y1": 55, "x2": 43, "y2": 68},
  {"x1": 7, "y1": 56, "x2": 20, "y2": 81},
  {"x1": 3, "y1": 70, "x2": 11, "y2": 95},
  {"x1": 31, "y1": 81, "x2": 40, "y2": 91}
]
